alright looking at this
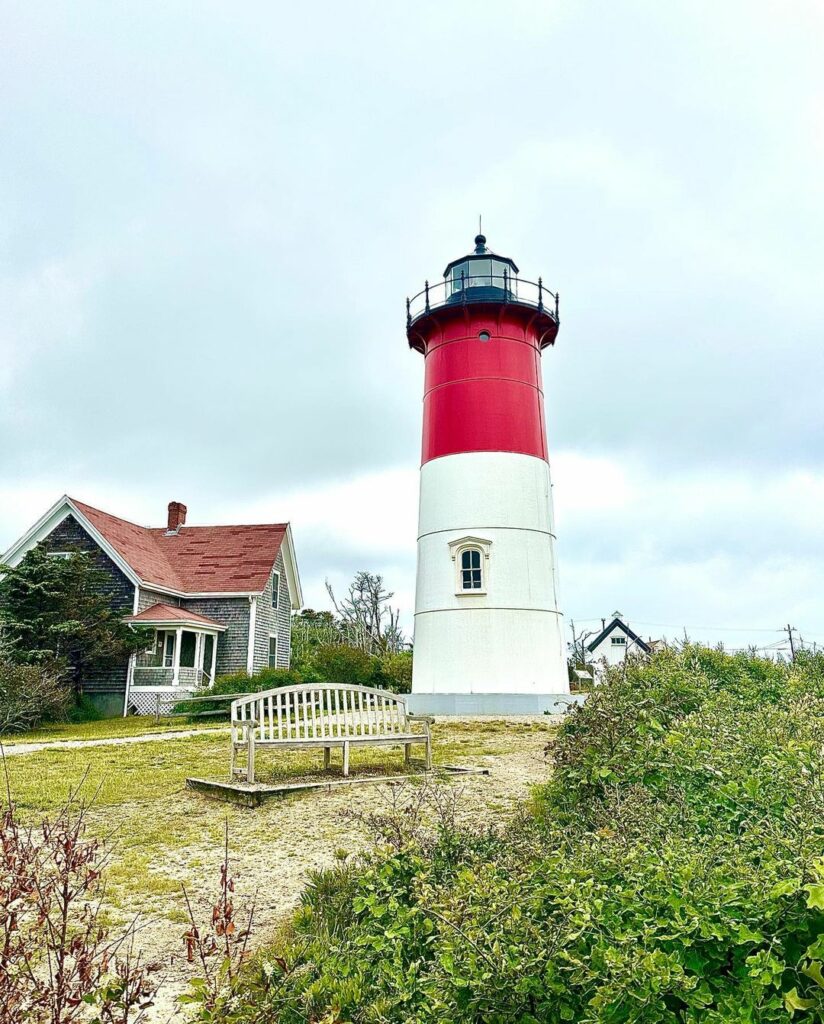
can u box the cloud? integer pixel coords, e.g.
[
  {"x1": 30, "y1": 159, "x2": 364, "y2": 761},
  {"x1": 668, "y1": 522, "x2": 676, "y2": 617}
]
[{"x1": 2, "y1": 0, "x2": 823, "y2": 650}]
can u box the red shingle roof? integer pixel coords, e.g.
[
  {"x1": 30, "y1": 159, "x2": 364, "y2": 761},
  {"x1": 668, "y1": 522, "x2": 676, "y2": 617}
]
[
  {"x1": 124, "y1": 603, "x2": 227, "y2": 629},
  {"x1": 70, "y1": 498, "x2": 287, "y2": 594}
]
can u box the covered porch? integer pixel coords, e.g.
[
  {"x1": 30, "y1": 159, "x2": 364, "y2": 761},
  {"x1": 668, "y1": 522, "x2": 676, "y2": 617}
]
[{"x1": 124, "y1": 603, "x2": 227, "y2": 716}]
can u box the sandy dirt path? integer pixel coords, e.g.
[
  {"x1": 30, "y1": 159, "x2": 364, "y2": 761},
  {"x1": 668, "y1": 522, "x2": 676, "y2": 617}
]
[{"x1": 0, "y1": 727, "x2": 229, "y2": 756}]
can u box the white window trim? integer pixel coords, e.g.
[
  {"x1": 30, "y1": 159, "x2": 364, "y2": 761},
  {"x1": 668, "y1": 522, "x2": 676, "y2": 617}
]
[
  {"x1": 268, "y1": 632, "x2": 278, "y2": 668},
  {"x1": 47, "y1": 551, "x2": 73, "y2": 559},
  {"x1": 611, "y1": 635, "x2": 627, "y2": 646},
  {"x1": 271, "y1": 570, "x2": 280, "y2": 610},
  {"x1": 447, "y1": 535, "x2": 492, "y2": 596}
]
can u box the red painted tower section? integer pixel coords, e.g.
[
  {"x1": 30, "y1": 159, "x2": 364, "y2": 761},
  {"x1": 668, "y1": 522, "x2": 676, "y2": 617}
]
[{"x1": 411, "y1": 303, "x2": 558, "y2": 464}]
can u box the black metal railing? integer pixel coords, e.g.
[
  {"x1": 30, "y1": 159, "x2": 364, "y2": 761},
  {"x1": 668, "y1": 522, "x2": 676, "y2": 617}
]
[{"x1": 407, "y1": 272, "x2": 559, "y2": 326}]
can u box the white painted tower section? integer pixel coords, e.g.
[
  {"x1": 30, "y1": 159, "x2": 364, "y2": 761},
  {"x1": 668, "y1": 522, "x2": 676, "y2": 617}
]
[{"x1": 412, "y1": 451, "x2": 569, "y2": 696}]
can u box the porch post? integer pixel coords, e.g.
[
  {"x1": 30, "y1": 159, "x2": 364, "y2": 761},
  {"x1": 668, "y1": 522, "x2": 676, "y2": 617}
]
[
  {"x1": 193, "y1": 633, "x2": 202, "y2": 684},
  {"x1": 210, "y1": 632, "x2": 218, "y2": 684},
  {"x1": 173, "y1": 626, "x2": 183, "y2": 685}
]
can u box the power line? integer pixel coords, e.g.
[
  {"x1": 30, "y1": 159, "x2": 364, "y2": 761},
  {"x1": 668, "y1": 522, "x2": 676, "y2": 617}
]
[{"x1": 572, "y1": 617, "x2": 784, "y2": 633}]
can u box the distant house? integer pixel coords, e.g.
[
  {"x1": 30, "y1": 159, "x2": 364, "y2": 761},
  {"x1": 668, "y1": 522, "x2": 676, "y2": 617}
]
[
  {"x1": 1, "y1": 496, "x2": 302, "y2": 716},
  {"x1": 586, "y1": 612, "x2": 652, "y2": 668}
]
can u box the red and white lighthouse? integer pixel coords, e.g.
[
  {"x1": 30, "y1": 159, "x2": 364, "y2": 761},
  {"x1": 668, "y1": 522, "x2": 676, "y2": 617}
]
[{"x1": 406, "y1": 235, "x2": 569, "y2": 713}]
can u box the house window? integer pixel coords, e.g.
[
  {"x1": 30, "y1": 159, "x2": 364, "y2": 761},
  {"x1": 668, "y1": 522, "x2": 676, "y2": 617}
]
[
  {"x1": 611, "y1": 635, "x2": 627, "y2": 646},
  {"x1": 272, "y1": 571, "x2": 280, "y2": 610},
  {"x1": 268, "y1": 635, "x2": 278, "y2": 668},
  {"x1": 179, "y1": 630, "x2": 197, "y2": 668},
  {"x1": 460, "y1": 548, "x2": 483, "y2": 591}
]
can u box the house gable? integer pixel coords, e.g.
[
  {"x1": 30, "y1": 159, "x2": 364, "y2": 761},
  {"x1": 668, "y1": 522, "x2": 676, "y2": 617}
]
[{"x1": 587, "y1": 617, "x2": 651, "y2": 655}]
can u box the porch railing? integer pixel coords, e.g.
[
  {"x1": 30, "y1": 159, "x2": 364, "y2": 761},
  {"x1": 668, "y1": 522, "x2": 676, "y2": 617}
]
[{"x1": 132, "y1": 666, "x2": 211, "y2": 687}]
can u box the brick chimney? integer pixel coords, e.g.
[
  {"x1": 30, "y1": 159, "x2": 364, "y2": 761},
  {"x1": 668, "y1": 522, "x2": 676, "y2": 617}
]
[{"x1": 167, "y1": 501, "x2": 187, "y2": 534}]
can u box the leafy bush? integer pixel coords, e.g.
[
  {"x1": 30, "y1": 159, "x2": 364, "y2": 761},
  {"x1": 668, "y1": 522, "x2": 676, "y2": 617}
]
[
  {"x1": 312, "y1": 643, "x2": 375, "y2": 687},
  {"x1": 200, "y1": 646, "x2": 824, "y2": 1022},
  {"x1": 0, "y1": 660, "x2": 72, "y2": 734},
  {"x1": 174, "y1": 667, "x2": 304, "y2": 716},
  {"x1": 377, "y1": 650, "x2": 413, "y2": 693},
  {"x1": 66, "y1": 693, "x2": 103, "y2": 724}
]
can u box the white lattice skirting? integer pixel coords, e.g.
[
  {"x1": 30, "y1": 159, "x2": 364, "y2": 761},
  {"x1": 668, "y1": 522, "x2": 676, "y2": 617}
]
[{"x1": 127, "y1": 687, "x2": 199, "y2": 716}]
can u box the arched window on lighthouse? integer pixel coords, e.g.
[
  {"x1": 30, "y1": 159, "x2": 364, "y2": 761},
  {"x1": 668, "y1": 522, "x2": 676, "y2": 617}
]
[
  {"x1": 449, "y1": 536, "x2": 491, "y2": 595},
  {"x1": 460, "y1": 548, "x2": 483, "y2": 590}
]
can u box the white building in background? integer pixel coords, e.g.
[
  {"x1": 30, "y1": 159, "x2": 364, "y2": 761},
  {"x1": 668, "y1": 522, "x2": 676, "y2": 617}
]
[{"x1": 586, "y1": 613, "x2": 653, "y2": 669}]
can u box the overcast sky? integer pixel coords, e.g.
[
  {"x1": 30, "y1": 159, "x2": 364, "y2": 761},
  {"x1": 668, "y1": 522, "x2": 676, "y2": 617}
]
[{"x1": 2, "y1": 0, "x2": 823, "y2": 654}]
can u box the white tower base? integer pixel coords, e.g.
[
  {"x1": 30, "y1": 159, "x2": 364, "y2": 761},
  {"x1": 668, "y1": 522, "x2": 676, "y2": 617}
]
[{"x1": 411, "y1": 452, "x2": 569, "y2": 713}]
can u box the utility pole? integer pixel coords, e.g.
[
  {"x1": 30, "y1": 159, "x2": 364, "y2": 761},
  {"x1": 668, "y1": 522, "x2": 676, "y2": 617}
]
[{"x1": 785, "y1": 624, "x2": 796, "y2": 662}]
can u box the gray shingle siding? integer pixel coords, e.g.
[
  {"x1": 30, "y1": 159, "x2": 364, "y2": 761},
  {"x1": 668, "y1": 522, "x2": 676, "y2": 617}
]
[
  {"x1": 252, "y1": 551, "x2": 291, "y2": 671},
  {"x1": 182, "y1": 597, "x2": 251, "y2": 676},
  {"x1": 137, "y1": 588, "x2": 181, "y2": 612},
  {"x1": 39, "y1": 515, "x2": 135, "y2": 696}
]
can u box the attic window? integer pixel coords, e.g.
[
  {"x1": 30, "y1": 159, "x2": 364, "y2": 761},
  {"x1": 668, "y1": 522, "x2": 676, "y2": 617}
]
[
  {"x1": 271, "y1": 571, "x2": 280, "y2": 610},
  {"x1": 611, "y1": 635, "x2": 626, "y2": 646}
]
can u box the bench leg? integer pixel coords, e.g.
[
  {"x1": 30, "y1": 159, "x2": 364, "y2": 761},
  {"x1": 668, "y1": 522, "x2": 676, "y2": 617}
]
[
  {"x1": 230, "y1": 739, "x2": 236, "y2": 781},
  {"x1": 343, "y1": 741, "x2": 350, "y2": 777},
  {"x1": 323, "y1": 746, "x2": 331, "y2": 770},
  {"x1": 404, "y1": 743, "x2": 412, "y2": 766},
  {"x1": 246, "y1": 731, "x2": 256, "y2": 785}
]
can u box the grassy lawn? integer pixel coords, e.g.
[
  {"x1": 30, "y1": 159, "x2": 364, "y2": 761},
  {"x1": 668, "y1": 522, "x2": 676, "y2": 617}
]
[
  {"x1": 0, "y1": 714, "x2": 228, "y2": 745},
  {"x1": 1, "y1": 717, "x2": 555, "y2": 964}
]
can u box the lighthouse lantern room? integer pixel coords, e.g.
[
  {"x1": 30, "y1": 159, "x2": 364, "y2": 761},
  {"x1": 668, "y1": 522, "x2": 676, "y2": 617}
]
[{"x1": 406, "y1": 235, "x2": 570, "y2": 714}]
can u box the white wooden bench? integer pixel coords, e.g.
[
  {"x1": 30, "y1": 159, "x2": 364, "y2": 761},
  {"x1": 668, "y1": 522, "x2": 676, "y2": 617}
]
[{"x1": 230, "y1": 683, "x2": 433, "y2": 784}]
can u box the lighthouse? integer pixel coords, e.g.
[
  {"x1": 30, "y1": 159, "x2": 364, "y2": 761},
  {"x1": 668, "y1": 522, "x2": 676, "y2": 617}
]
[{"x1": 406, "y1": 235, "x2": 569, "y2": 714}]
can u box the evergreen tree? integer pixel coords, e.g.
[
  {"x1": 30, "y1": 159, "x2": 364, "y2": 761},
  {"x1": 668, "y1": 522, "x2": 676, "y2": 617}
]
[{"x1": 0, "y1": 546, "x2": 150, "y2": 693}]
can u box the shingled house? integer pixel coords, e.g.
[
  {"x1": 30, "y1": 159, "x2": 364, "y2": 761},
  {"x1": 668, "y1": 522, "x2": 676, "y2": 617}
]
[{"x1": 1, "y1": 496, "x2": 302, "y2": 716}]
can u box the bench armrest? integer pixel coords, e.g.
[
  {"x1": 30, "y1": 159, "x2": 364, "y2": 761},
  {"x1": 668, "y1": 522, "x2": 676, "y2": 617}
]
[{"x1": 407, "y1": 714, "x2": 435, "y2": 724}]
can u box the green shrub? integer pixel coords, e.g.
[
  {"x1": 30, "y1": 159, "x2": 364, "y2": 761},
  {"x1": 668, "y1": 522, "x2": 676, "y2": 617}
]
[
  {"x1": 312, "y1": 644, "x2": 374, "y2": 687},
  {"x1": 197, "y1": 646, "x2": 824, "y2": 1022},
  {"x1": 378, "y1": 650, "x2": 413, "y2": 693},
  {"x1": 0, "y1": 660, "x2": 72, "y2": 734},
  {"x1": 66, "y1": 694, "x2": 103, "y2": 723},
  {"x1": 174, "y1": 667, "x2": 304, "y2": 716}
]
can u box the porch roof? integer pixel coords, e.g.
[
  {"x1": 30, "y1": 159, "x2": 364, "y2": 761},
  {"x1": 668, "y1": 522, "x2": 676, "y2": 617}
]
[{"x1": 125, "y1": 603, "x2": 227, "y2": 632}]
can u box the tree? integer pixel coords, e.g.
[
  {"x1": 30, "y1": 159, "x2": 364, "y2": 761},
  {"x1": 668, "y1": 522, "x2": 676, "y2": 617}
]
[
  {"x1": 290, "y1": 608, "x2": 343, "y2": 674},
  {"x1": 0, "y1": 547, "x2": 151, "y2": 695},
  {"x1": 568, "y1": 619, "x2": 595, "y2": 670},
  {"x1": 325, "y1": 571, "x2": 404, "y2": 656}
]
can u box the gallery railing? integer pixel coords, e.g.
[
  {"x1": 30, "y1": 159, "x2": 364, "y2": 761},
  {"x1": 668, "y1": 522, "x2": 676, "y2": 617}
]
[{"x1": 407, "y1": 272, "x2": 559, "y2": 326}]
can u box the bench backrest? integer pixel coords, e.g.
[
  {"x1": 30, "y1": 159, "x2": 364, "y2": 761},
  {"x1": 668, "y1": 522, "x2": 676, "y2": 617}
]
[{"x1": 231, "y1": 683, "x2": 409, "y2": 743}]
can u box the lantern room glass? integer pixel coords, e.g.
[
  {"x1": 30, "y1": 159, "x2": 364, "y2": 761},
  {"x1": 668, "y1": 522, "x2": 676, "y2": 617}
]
[{"x1": 447, "y1": 259, "x2": 514, "y2": 300}]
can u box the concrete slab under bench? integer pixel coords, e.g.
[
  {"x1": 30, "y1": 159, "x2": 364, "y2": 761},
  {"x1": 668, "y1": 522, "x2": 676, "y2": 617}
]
[{"x1": 186, "y1": 764, "x2": 490, "y2": 807}]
